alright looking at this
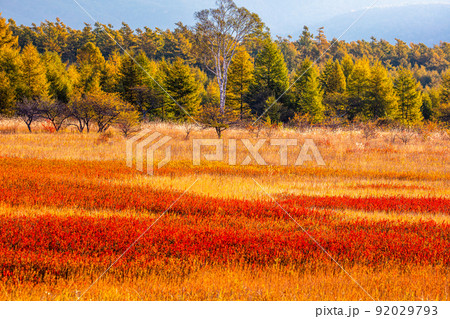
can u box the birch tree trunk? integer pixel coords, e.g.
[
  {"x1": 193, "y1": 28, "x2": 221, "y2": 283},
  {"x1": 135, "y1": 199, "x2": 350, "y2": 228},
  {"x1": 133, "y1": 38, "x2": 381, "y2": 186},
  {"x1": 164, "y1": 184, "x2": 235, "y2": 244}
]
[{"x1": 195, "y1": 0, "x2": 262, "y2": 115}]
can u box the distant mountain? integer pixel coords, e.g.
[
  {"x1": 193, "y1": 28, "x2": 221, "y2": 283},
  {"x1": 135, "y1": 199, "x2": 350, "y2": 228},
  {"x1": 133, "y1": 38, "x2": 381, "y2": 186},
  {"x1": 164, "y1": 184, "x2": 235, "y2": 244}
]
[
  {"x1": 311, "y1": 4, "x2": 450, "y2": 46},
  {"x1": 1, "y1": 1, "x2": 449, "y2": 45}
]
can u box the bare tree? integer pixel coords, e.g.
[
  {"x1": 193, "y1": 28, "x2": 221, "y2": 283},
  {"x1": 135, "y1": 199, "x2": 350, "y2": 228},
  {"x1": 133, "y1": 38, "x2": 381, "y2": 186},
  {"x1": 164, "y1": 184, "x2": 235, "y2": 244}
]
[
  {"x1": 397, "y1": 127, "x2": 415, "y2": 145},
  {"x1": 195, "y1": 0, "x2": 262, "y2": 114},
  {"x1": 69, "y1": 92, "x2": 135, "y2": 134},
  {"x1": 91, "y1": 93, "x2": 121, "y2": 133},
  {"x1": 16, "y1": 98, "x2": 43, "y2": 132},
  {"x1": 182, "y1": 120, "x2": 200, "y2": 140},
  {"x1": 69, "y1": 94, "x2": 95, "y2": 133},
  {"x1": 39, "y1": 100, "x2": 71, "y2": 132},
  {"x1": 114, "y1": 101, "x2": 140, "y2": 138},
  {"x1": 362, "y1": 122, "x2": 378, "y2": 141}
]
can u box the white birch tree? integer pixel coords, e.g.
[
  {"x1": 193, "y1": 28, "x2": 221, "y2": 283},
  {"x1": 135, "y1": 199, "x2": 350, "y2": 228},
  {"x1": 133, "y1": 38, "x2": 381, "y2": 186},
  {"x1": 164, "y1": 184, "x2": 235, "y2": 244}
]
[{"x1": 194, "y1": 0, "x2": 262, "y2": 114}]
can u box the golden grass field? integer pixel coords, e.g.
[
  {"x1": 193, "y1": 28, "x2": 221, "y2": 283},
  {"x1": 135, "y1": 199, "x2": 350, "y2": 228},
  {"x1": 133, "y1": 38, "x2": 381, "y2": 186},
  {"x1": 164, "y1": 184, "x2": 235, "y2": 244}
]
[{"x1": 0, "y1": 119, "x2": 449, "y2": 300}]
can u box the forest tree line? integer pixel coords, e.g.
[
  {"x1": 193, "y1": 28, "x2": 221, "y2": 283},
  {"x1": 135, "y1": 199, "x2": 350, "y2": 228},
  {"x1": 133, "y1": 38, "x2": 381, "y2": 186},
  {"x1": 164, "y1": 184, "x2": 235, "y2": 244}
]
[{"x1": 1, "y1": 6, "x2": 450, "y2": 135}]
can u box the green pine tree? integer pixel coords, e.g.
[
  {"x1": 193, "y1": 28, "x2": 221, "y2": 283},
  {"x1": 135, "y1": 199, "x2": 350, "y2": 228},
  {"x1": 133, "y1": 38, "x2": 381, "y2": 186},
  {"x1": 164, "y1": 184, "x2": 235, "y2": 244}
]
[
  {"x1": 42, "y1": 51, "x2": 72, "y2": 103},
  {"x1": 118, "y1": 51, "x2": 151, "y2": 102},
  {"x1": 320, "y1": 59, "x2": 346, "y2": 94},
  {"x1": 248, "y1": 38, "x2": 289, "y2": 117},
  {"x1": 394, "y1": 67, "x2": 423, "y2": 124},
  {"x1": 162, "y1": 58, "x2": 201, "y2": 120},
  {"x1": 264, "y1": 96, "x2": 282, "y2": 123},
  {"x1": 293, "y1": 58, "x2": 324, "y2": 123},
  {"x1": 421, "y1": 92, "x2": 434, "y2": 121},
  {"x1": 118, "y1": 54, "x2": 165, "y2": 119}
]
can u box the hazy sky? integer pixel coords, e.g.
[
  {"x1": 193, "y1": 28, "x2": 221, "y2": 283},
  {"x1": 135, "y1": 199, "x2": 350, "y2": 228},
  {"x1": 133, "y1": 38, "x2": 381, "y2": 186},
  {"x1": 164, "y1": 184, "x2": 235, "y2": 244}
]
[
  {"x1": 238, "y1": 0, "x2": 450, "y2": 34},
  {"x1": 2, "y1": 0, "x2": 450, "y2": 36}
]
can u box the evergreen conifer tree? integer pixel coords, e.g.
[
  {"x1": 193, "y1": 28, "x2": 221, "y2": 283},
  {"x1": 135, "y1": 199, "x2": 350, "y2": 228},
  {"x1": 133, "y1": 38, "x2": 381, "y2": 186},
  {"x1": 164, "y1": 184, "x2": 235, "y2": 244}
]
[
  {"x1": 18, "y1": 43, "x2": 49, "y2": 99},
  {"x1": 293, "y1": 58, "x2": 324, "y2": 122},
  {"x1": 227, "y1": 48, "x2": 254, "y2": 120},
  {"x1": 394, "y1": 67, "x2": 423, "y2": 124}
]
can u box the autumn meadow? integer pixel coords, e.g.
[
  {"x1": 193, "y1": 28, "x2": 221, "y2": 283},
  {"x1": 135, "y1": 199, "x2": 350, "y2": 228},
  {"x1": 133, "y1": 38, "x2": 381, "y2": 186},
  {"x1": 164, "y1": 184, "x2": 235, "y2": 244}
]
[
  {"x1": 0, "y1": 119, "x2": 448, "y2": 300},
  {"x1": 1, "y1": 0, "x2": 450, "y2": 302}
]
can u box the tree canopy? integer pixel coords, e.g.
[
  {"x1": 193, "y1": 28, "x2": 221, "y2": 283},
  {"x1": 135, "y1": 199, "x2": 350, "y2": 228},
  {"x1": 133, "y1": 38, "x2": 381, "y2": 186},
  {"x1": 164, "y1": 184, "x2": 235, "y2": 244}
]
[{"x1": 1, "y1": 8, "x2": 450, "y2": 129}]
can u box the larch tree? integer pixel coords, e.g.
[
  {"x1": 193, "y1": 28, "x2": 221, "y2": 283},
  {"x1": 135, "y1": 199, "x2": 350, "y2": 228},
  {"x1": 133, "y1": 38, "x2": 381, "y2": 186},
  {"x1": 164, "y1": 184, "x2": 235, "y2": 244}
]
[
  {"x1": 277, "y1": 36, "x2": 299, "y2": 72},
  {"x1": 320, "y1": 59, "x2": 347, "y2": 117},
  {"x1": 394, "y1": 67, "x2": 423, "y2": 125},
  {"x1": 293, "y1": 58, "x2": 324, "y2": 123},
  {"x1": 93, "y1": 23, "x2": 119, "y2": 59},
  {"x1": 438, "y1": 69, "x2": 450, "y2": 123},
  {"x1": 0, "y1": 14, "x2": 19, "y2": 114},
  {"x1": 18, "y1": 43, "x2": 49, "y2": 99},
  {"x1": 0, "y1": 71, "x2": 15, "y2": 115},
  {"x1": 441, "y1": 69, "x2": 450, "y2": 105},
  {"x1": 0, "y1": 13, "x2": 18, "y2": 50},
  {"x1": 194, "y1": 0, "x2": 262, "y2": 114},
  {"x1": 320, "y1": 59, "x2": 346, "y2": 94},
  {"x1": 0, "y1": 19, "x2": 20, "y2": 81},
  {"x1": 137, "y1": 26, "x2": 164, "y2": 59},
  {"x1": 120, "y1": 22, "x2": 138, "y2": 51},
  {"x1": 102, "y1": 50, "x2": 122, "y2": 93},
  {"x1": 341, "y1": 54, "x2": 354, "y2": 82},
  {"x1": 204, "y1": 80, "x2": 221, "y2": 106},
  {"x1": 296, "y1": 26, "x2": 314, "y2": 60},
  {"x1": 367, "y1": 62, "x2": 398, "y2": 120},
  {"x1": 226, "y1": 48, "x2": 254, "y2": 120},
  {"x1": 314, "y1": 27, "x2": 329, "y2": 59},
  {"x1": 346, "y1": 58, "x2": 371, "y2": 120},
  {"x1": 76, "y1": 42, "x2": 105, "y2": 93}
]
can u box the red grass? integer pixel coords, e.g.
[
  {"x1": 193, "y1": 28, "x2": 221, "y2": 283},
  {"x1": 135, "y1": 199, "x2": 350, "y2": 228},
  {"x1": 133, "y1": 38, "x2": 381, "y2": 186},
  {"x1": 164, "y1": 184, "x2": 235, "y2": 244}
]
[
  {"x1": 1, "y1": 157, "x2": 448, "y2": 286},
  {"x1": 1, "y1": 213, "x2": 448, "y2": 284},
  {"x1": 278, "y1": 194, "x2": 450, "y2": 215}
]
